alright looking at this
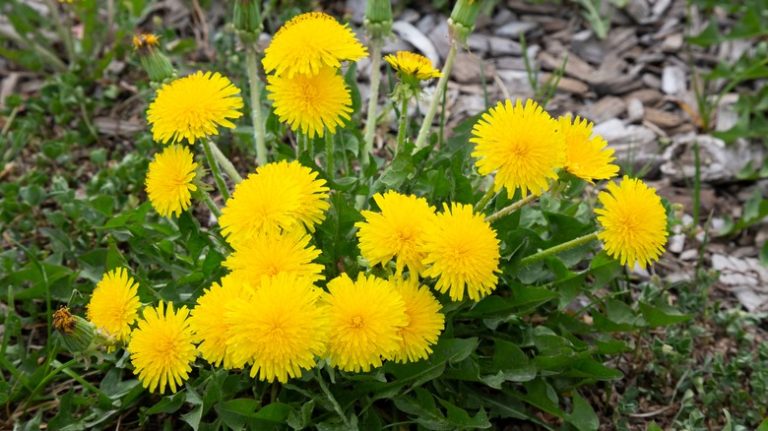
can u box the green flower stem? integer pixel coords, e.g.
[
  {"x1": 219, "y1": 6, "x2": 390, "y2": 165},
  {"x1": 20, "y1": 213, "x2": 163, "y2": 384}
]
[
  {"x1": 475, "y1": 187, "x2": 497, "y2": 212},
  {"x1": 296, "y1": 133, "x2": 304, "y2": 159},
  {"x1": 245, "y1": 47, "x2": 268, "y2": 166},
  {"x1": 485, "y1": 193, "x2": 538, "y2": 224},
  {"x1": 325, "y1": 132, "x2": 335, "y2": 180},
  {"x1": 209, "y1": 141, "x2": 243, "y2": 184},
  {"x1": 198, "y1": 189, "x2": 222, "y2": 217},
  {"x1": 519, "y1": 232, "x2": 600, "y2": 267},
  {"x1": 414, "y1": 41, "x2": 458, "y2": 150},
  {"x1": 202, "y1": 140, "x2": 231, "y2": 201},
  {"x1": 396, "y1": 93, "x2": 409, "y2": 154},
  {"x1": 45, "y1": 0, "x2": 75, "y2": 65},
  {"x1": 362, "y1": 39, "x2": 383, "y2": 167},
  {"x1": 316, "y1": 369, "x2": 352, "y2": 428}
]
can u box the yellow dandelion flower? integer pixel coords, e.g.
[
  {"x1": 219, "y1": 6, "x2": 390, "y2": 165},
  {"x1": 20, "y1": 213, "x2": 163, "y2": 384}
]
[
  {"x1": 422, "y1": 203, "x2": 501, "y2": 301},
  {"x1": 223, "y1": 230, "x2": 324, "y2": 288},
  {"x1": 128, "y1": 301, "x2": 197, "y2": 393},
  {"x1": 132, "y1": 33, "x2": 160, "y2": 50},
  {"x1": 559, "y1": 115, "x2": 619, "y2": 182},
  {"x1": 262, "y1": 12, "x2": 367, "y2": 78},
  {"x1": 384, "y1": 51, "x2": 441, "y2": 81},
  {"x1": 356, "y1": 191, "x2": 436, "y2": 276},
  {"x1": 389, "y1": 277, "x2": 444, "y2": 363},
  {"x1": 86, "y1": 267, "x2": 141, "y2": 344},
  {"x1": 219, "y1": 160, "x2": 330, "y2": 247},
  {"x1": 266, "y1": 66, "x2": 352, "y2": 138},
  {"x1": 147, "y1": 71, "x2": 243, "y2": 144},
  {"x1": 145, "y1": 145, "x2": 198, "y2": 218},
  {"x1": 225, "y1": 273, "x2": 327, "y2": 382},
  {"x1": 595, "y1": 176, "x2": 668, "y2": 268},
  {"x1": 188, "y1": 278, "x2": 250, "y2": 369},
  {"x1": 470, "y1": 99, "x2": 565, "y2": 196},
  {"x1": 322, "y1": 274, "x2": 407, "y2": 372}
]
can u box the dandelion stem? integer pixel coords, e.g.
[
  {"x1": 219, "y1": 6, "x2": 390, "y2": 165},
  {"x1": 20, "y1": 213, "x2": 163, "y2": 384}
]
[
  {"x1": 396, "y1": 94, "x2": 409, "y2": 155},
  {"x1": 209, "y1": 141, "x2": 243, "y2": 183},
  {"x1": 246, "y1": 47, "x2": 268, "y2": 166},
  {"x1": 519, "y1": 232, "x2": 600, "y2": 267},
  {"x1": 485, "y1": 193, "x2": 537, "y2": 223},
  {"x1": 45, "y1": 0, "x2": 75, "y2": 66},
  {"x1": 362, "y1": 39, "x2": 383, "y2": 167},
  {"x1": 198, "y1": 189, "x2": 221, "y2": 218},
  {"x1": 202, "y1": 140, "x2": 231, "y2": 201},
  {"x1": 414, "y1": 41, "x2": 458, "y2": 150},
  {"x1": 316, "y1": 369, "x2": 352, "y2": 428},
  {"x1": 475, "y1": 187, "x2": 497, "y2": 212},
  {"x1": 325, "y1": 132, "x2": 335, "y2": 180}
]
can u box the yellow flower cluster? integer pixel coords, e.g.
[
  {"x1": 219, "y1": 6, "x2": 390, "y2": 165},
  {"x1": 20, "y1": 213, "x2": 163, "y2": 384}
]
[
  {"x1": 263, "y1": 12, "x2": 367, "y2": 138},
  {"x1": 472, "y1": 98, "x2": 667, "y2": 268},
  {"x1": 142, "y1": 70, "x2": 244, "y2": 219},
  {"x1": 356, "y1": 192, "x2": 501, "y2": 301}
]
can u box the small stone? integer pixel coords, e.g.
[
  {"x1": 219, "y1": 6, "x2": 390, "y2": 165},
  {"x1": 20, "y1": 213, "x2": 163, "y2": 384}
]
[
  {"x1": 586, "y1": 96, "x2": 627, "y2": 123},
  {"x1": 642, "y1": 73, "x2": 661, "y2": 89},
  {"x1": 489, "y1": 36, "x2": 523, "y2": 56},
  {"x1": 496, "y1": 21, "x2": 537, "y2": 38},
  {"x1": 679, "y1": 249, "x2": 698, "y2": 261},
  {"x1": 661, "y1": 33, "x2": 684, "y2": 52},
  {"x1": 661, "y1": 65, "x2": 686, "y2": 95},
  {"x1": 627, "y1": 98, "x2": 645, "y2": 122},
  {"x1": 495, "y1": 56, "x2": 526, "y2": 70},
  {"x1": 668, "y1": 234, "x2": 685, "y2": 254}
]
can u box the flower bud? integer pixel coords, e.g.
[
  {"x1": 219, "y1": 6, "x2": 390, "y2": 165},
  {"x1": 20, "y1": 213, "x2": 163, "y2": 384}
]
[
  {"x1": 233, "y1": 0, "x2": 262, "y2": 36},
  {"x1": 53, "y1": 306, "x2": 95, "y2": 353},
  {"x1": 448, "y1": 0, "x2": 481, "y2": 44},
  {"x1": 133, "y1": 33, "x2": 175, "y2": 82},
  {"x1": 365, "y1": 0, "x2": 393, "y2": 39}
]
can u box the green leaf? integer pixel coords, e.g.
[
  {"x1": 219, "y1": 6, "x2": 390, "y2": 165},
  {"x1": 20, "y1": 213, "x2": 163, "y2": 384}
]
[
  {"x1": 144, "y1": 391, "x2": 185, "y2": 415},
  {"x1": 565, "y1": 393, "x2": 599, "y2": 431},
  {"x1": 464, "y1": 287, "x2": 558, "y2": 318},
  {"x1": 639, "y1": 301, "x2": 691, "y2": 327}
]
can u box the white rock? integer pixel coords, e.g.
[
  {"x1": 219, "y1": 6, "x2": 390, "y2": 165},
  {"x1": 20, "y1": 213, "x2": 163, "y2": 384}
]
[
  {"x1": 496, "y1": 21, "x2": 537, "y2": 38},
  {"x1": 661, "y1": 65, "x2": 686, "y2": 95}
]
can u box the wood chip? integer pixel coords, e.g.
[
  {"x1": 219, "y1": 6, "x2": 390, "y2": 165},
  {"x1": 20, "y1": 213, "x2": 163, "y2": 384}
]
[{"x1": 644, "y1": 107, "x2": 684, "y2": 129}]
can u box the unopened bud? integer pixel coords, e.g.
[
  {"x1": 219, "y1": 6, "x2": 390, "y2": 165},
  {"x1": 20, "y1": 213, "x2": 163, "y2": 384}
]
[
  {"x1": 448, "y1": 0, "x2": 481, "y2": 44},
  {"x1": 365, "y1": 0, "x2": 392, "y2": 39},
  {"x1": 233, "y1": 0, "x2": 262, "y2": 36},
  {"x1": 53, "y1": 306, "x2": 94, "y2": 353},
  {"x1": 133, "y1": 33, "x2": 175, "y2": 82}
]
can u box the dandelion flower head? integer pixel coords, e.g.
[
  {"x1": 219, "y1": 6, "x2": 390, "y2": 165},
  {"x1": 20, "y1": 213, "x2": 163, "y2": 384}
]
[
  {"x1": 470, "y1": 99, "x2": 565, "y2": 196},
  {"x1": 559, "y1": 115, "x2": 619, "y2": 182},
  {"x1": 422, "y1": 203, "x2": 501, "y2": 301},
  {"x1": 86, "y1": 267, "x2": 141, "y2": 343},
  {"x1": 356, "y1": 191, "x2": 436, "y2": 276},
  {"x1": 147, "y1": 71, "x2": 243, "y2": 144},
  {"x1": 145, "y1": 145, "x2": 198, "y2": 218},
  {"x1": 595, "y1": 176, "x2": 668, "y2": 268},
  {"x1": 389, "y1": 277, "x2": 444, "y2": 363},
  {"x1": 225, "y1": 273, "x2": 327, "y2": 382},
  {"x1": 128, "y1": 301, "x2": 197, "y2": 393},
  {"x1": 223, "y1": 230, "x2": 324, "y2": 288},
  {"x1": 219, "y1": 160, "x2": 330, "y2": 247},
  {"x1": 384, "y1": 51, "x2": 442, "y2": 82},
  {"x1": 267, "y1": 66, "x2": 352, "y2": 138},
  {"x1": 189, "y1": 279, "x2": 250, "y2": 369},
  {"x1": 322, "y1": 274, "x2": 407, "y2": 372},
  {"x1": 262, "y1": 12, "x2": 367, "y2": 78}
]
